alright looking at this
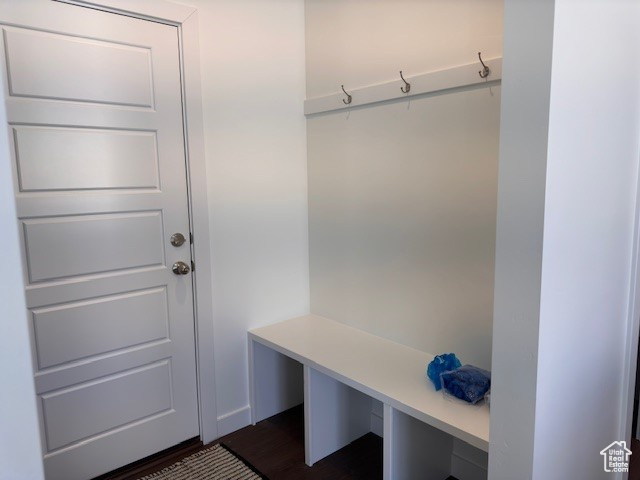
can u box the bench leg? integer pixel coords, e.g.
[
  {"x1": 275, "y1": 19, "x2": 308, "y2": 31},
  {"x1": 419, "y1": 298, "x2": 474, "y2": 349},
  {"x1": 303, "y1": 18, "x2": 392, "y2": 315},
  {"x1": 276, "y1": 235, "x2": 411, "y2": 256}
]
[
  {"x1": 384, "y1": 404, "x2": 453, "y2": 480},
  {"x1": 249, "y1": 339, "x2": 304, "y2": 424},
  {"x1": 304, "y1": 365, "x2": 371, "y2": 466}
]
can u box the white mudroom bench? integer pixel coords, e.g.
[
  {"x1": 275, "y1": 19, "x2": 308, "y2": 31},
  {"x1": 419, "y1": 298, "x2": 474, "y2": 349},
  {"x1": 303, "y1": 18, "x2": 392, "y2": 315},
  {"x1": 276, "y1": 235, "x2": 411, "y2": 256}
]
[{"x1": 248, "y1": 314, "x2": 489, "y2": 480}]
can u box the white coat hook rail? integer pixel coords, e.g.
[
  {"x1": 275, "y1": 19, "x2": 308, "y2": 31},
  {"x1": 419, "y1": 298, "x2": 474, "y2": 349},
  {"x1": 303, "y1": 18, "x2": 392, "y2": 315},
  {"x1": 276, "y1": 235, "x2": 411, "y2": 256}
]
[
  {"x1": 478, "y1": 52, "x2": 490, "y2": 78},
  {"x1": 305, "y1": 56, "x2": 502, "y2": 115},
  {"x1": 399, "y1": 71, "x2": 411, "y2": 93},
  {"x1": 341, "y1": 85, "x2": 352, "y2": 105}
]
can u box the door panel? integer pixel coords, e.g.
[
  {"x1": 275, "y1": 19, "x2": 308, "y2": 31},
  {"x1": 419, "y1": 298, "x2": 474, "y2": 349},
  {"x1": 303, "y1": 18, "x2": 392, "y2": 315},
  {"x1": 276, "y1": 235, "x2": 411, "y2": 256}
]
[
  {"x1": 41, "y1": 360, "x2": 172, "y2": 451},
  {"x1": 33, "y1": 287, "x2": 169, "y2": 369},
  {"x1": 34, "y1": 341, "x2": 172, "y2": 397},
  {"x1": 13, "y1": 126, "x2": 160, "y2": 191},
  {"x1": 23, "y1": 212, "x2": 165, "y2": 282},
  {"x1": 4, "y1": 27, "x2": 154, "y2": 107},
  {"x1": 0, "y1": 1, "x2": 200, "y2": 478}
]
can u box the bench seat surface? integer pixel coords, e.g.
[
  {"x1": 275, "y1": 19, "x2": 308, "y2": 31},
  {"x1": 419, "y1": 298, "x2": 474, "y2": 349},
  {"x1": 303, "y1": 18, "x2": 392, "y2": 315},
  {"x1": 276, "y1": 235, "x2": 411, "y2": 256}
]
[{"x1": 249, "y1": 314, "x2": 489, "y2": 451}]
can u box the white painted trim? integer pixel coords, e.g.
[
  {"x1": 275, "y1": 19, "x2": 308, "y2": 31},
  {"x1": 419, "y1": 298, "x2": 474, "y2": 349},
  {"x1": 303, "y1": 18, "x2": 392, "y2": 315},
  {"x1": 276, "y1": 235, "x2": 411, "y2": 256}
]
[
  {"x1": 620, "y1": 151, "x2": 640, "y2": 444},
  {"x1": 248, "y1": 337, "x2": 257, "y2": 425},
  {"x1": 304, "y1": 57, "x2": 502, "y2": 116},
  {"x1": 179, "y1": 10, "x2": 219, "y2": 444},
  {"x1": 54, "y1": 0, "x2": 195, "y2": 24},
  {"x1": 54, "y1": 0, "x2": 219, "y2": 444},
  {"x1": 216, "y1": 406, "x2": 251, "y2": 438}
]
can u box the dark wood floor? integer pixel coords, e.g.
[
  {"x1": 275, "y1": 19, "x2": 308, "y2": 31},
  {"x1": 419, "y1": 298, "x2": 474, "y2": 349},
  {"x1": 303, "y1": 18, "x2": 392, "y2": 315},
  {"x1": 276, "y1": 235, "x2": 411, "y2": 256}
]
[
  {"x1": 96, "y1": 404, "x2": 457, "y2": 480},
  {"x1": 220, "y1": 405, "x2": 383, "y2": 480},
  {"x1": 631, "y1": 438, "x2": 640, "y2": 480}
]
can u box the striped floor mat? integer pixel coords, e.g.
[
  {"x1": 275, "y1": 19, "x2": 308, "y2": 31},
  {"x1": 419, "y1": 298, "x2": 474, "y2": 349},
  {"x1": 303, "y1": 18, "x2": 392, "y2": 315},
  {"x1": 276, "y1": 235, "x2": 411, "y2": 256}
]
[{"x1": 137, "y1": 444, "x2": 267, "y2": 480}]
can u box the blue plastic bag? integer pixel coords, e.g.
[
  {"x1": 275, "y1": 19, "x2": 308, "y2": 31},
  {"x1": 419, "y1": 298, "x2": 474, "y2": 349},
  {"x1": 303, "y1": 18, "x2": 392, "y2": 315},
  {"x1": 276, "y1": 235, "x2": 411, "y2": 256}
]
[
  {"x1": 426, "y1": 353, "x2": 461, "y2": 391},
  {"x1": 441, "y1": 365, "x2": 491, "y2": 404}
]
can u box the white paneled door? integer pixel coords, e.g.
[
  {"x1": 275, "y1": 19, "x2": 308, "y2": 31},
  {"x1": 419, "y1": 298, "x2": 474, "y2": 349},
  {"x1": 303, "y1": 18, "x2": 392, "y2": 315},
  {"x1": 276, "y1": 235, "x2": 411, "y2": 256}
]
[{"x1": 0, "y1": 2, "x2": 200, "y2": 479}]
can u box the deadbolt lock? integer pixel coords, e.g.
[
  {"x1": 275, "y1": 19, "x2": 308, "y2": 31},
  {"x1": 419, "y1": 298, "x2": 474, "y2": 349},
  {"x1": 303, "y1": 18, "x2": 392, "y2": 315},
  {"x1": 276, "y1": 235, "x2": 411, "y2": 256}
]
[
  {"x1": 172, "y1": 261, "x2": 191, "y2": 275},
  {"x1": 170, "y1": 233, "x2": 186, "y2": 247}
]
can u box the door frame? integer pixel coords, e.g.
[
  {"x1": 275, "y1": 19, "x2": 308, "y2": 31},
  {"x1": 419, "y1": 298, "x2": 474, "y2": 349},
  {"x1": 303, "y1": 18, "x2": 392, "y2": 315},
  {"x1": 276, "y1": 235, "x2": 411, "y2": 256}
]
[
  {"x1": 621, "y1": 158, "x2": 640, "y2": 444},
  {"x1": 54, "y1": 0, "x2": 219, "y2": 443}
]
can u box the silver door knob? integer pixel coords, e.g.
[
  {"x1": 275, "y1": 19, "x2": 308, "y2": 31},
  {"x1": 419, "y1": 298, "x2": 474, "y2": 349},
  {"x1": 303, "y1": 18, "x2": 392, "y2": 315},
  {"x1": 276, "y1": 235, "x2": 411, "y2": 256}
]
[
  {"x1": 170, "y1": 233, "x2": 187, "y2": 247},
  {"x1": 172, "y1": 261, "x2": 191, "y2": 275}
]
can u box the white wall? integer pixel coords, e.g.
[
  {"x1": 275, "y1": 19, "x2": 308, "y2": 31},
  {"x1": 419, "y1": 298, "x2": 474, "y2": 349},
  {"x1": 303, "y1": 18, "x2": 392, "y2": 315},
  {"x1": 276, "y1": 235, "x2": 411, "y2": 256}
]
[
  {"x1": 306, "y1": 0, "x2": 503, "y2": 99},
  {"x1": 175, "y1": 0, "x2": 309, "y2": 436},
  {"x1": 306, "y1": 0, "x2": 503, "y2": 370},
  {"x1": 0, "y1": 72, "x2": 45, "y2": 479},
  {"x1": 534, "y1": 0, "x2": 640, "y2": 478},
  {"x1": 490, "y1": 0, "x2": 640, "y2": 478}
]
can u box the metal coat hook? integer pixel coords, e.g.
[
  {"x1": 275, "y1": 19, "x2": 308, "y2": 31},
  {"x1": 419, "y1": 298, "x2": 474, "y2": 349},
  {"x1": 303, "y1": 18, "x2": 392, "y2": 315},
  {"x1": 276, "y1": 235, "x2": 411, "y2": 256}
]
[
  {"x1": 399, "y1": 71, "x2": 411, "y2": 94},
  {"x1": 341, "y1": 85, "x2": 352, "y2": 105},
  {"x1": 478, "y1": 52, "x2": 490, "y2": 79}
]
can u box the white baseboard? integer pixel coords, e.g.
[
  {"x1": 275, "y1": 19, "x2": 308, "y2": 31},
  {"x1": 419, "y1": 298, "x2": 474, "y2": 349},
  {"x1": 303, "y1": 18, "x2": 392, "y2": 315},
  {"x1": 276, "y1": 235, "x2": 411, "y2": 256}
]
[
  {"x1": 216, "y1": 405, "x2": 251, "y2": 437},
  {"x1": 451, "y1": 439, "x2": 488, "y2": 480}
]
